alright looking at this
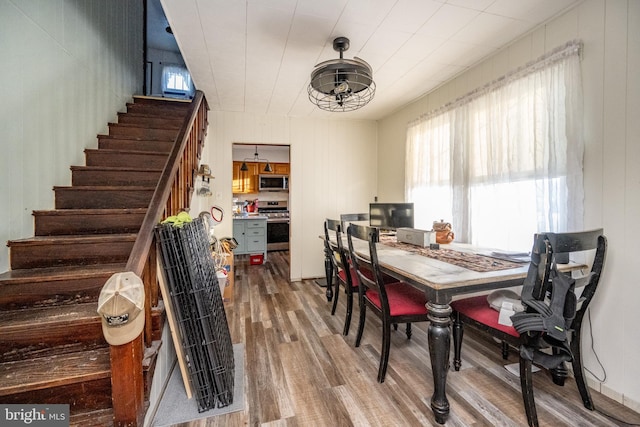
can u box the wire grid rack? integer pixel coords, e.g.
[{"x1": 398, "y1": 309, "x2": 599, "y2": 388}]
[{"x1": 156, "y1": 217, "x2": 235, "y2": 412}]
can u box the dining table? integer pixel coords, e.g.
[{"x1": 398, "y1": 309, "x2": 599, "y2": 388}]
[{"x1": 323, "y1": 231, "x2": 568, "y2": 424}]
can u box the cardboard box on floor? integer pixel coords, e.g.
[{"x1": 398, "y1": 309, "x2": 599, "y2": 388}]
[{"x1": 223, "y1": 252, "x2": 234, "y2": 302}]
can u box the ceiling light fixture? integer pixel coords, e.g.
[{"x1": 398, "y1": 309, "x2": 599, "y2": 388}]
[
  {"x1": 240, "y1": 145, "x2": 272, "y2": 172},
  {"x1": 308, "y1": 37, "x2": 375, "y2": 112}
]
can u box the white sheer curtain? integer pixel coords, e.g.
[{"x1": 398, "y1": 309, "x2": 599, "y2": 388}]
[
  {"x1": 162, "y1": 64, "x2": 194, "y2": 97},
  {"x1": 406, "y1": 41, "x2": 584, "y2": 252}
]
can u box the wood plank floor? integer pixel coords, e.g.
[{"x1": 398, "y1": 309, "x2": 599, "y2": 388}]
[{"x1": 174, "y1": 251, "x2": 640, "y2": 427}]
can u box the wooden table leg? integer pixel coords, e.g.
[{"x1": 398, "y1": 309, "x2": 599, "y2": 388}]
[{"x1": 427, "y1": 301, "x2": 452, "y2": 424}]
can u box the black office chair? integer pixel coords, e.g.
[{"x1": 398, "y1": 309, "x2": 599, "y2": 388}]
[
  {"x1": 324, "y1": 219, "x2": 359, "y2": 335},
  {"x1": 347, "y1": 223, "x2": 430, "y2": 383},
  {"x1": 451, "y1": 229, "x2": 607, "y2": 427}
]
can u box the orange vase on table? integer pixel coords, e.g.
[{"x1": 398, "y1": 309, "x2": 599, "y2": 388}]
[{"x1": 433, "y1": 220, "x2": 455, "y2": 244}]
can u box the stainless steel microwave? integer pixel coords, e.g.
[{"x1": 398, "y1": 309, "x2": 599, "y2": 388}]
[{"x1": 259, "y1": 174, "x2": 288, "y2": 191}]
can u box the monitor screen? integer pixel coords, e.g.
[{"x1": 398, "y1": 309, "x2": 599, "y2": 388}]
[{"x1": 369, "y1": 203, "x2": 414, "y2": 231}]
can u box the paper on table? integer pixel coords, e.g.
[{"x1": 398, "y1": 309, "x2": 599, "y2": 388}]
[{"x1": 483, "y1": 251, "x2": 531, "y2": 263}]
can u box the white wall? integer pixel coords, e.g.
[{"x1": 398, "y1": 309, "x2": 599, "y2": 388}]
[
  {"x1": 190, "y1": 111, "x2": 378, "y2": 282},
  {"x1": 0, "y1": 0, "x2": 143, "y2": 272},
  {"x1": 377, "y1": 0, "x2": 640, "y2": 412}
]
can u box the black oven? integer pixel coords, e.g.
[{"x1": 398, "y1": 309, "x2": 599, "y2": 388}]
[{"x1": 266, "y1": 219, "x2": 289, "y2": 251}]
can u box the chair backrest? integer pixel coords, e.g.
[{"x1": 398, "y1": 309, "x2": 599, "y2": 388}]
[
  {"x1": 545, "y1": 229, "x2": 607, "y2": 324},
  {"x1": 340, "y1": 213, "x2": 369, "y2": 232},
  {"x1": 347, "y1": 223, "x2": 388, "y2": 310},
  {"x1": 323, "y1": 218, "x2": 337, "y2": 269},
  {"x1": 524, "y1": 230, "x2": 606, "y2": 303},
  {"x1": 512, "y1": 229, "x2": 606, "y2": 368},
  {"x1": 323, "y1": 218, "x2": 332, "y2": 246},
  {"x1": 326, "y1": 218, "x2": 349, "y2": 273},
  {"x1": 521, "y1": 234, "x2": 554, "y2": 302}
]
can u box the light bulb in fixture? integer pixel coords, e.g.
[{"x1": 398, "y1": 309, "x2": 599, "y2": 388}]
[{"x1": 334, "y1": 81, "x2": 350, "y2": 94}]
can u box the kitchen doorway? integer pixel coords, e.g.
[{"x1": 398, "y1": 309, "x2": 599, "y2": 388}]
[{"x1": 232, "y1": 144, "x2": 291, "y2": 255}]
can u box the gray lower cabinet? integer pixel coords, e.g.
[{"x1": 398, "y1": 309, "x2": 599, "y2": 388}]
[{"x1": 233, "y1": 218, "x2": 267, "y2": 259}]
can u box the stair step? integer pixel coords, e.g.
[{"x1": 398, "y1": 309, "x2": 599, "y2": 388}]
[
  {"x1": 118, "y1": 109, "x2": 186, "y2": 118},
  {"x1": 0, "y1": 302, "x2": 105, "y2": 362},
  {"x1": 7, "y1": 234, "x2": 137, "y2": 269},
  {"x1": 1, "y1": 302, "x2": 164, "y2": 364},
  {"x1": 125, "y1": 103, "x2": 189, "y2": 116},
  {"x1": 85, "y1": 148, "x2": 169, "y2": 169},
  {"x1": 108, "y1": 123, "x2": 179, "y2": 140},
  {"x1": 0, "y1": 348, "x2": 112, "y2": 411},
  {"x1": 129, "y1": 96, "x2": 191, "y2": 113},
  {"x1": 71, "y1": 166, "x2": 162, "y2": 187},
  {"x1": 132, "y1": 95, "x2": 191, "y2": 105},
  {"x1": 69, "y1": 408, "x2": 114, "y2": 427},
  {"x1": 54, "y1": 186, "x2": 155, "y2": 209},
  {"x1": 117, "y1": 112, "x2": 184, "y2": 129},
  {"x1": 97, "y1": 135, "x2": 174, "y2": 152},
  {"x1": 0, "y1": 263, "x2": 126, "y2": 311},
  {"x1": 34, "y1": 208, "x2": 147, "y2": 236}
]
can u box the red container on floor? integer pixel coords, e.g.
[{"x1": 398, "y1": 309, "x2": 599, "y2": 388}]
[{"x1": 249, "y1": 254, "x2": 264, "y2": 265}]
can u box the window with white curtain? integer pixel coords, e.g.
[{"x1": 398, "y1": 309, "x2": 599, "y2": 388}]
[
  {"x1": 406, "y1": 41, "x2": 584, "y2": 252},
  {"x1": 162, "y1": 64, "x2": 194, "y2": 98}
]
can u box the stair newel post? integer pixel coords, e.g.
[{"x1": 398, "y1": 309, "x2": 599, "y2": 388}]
[{"x1": 110, "y1": 335, "x2": 145, "y2": 426}]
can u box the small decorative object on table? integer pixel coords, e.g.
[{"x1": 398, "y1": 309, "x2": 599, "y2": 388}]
[
  {"x1": 433, "y1": 219, "x2": 455, "y2": 244},
  {"x1": 396, "y1": 227, "x2": 435, "y2": 247}
]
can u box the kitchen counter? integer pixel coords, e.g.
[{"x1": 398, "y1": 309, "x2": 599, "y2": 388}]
[{"x1": 233, "y1": 214, "x2": 268, "y2": 220}]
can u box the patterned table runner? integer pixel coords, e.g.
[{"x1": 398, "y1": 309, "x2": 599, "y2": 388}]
[{"x1": 378, "y1": 236, "x2": 524, "y2": 272}]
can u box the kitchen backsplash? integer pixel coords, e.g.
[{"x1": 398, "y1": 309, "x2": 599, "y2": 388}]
[{"x1": 233, "y1": 190, "x2": 289, "y2": 203}]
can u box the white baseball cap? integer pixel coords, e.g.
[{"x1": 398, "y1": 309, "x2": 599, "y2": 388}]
[{"x1": 97, "y1": 272, "x2": 145, "y2": 346}]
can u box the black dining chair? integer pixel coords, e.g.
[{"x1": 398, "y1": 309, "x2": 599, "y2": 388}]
[
  {"x1": 451, "y1": 229, "x2": 607, "y2": 427},
  {"x1": 324, "y1": 218, "x2": 359, "y2": 336},
  {"x1": 347, "y1": 223, "x2": 430, "y2": 383},
  {"x1": 341, "y1": 212, "x2": 397, "y2": 285},
  {"x1": 339, "y1": 212, "x2": 369, "y2": 232}
]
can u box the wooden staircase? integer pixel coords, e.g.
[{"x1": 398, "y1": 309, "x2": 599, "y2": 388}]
[{"x1": 0, "y1": 97, "x2": 194, "y2": 426}]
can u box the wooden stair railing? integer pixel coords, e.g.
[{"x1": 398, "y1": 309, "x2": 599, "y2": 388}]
[{"x1": 110, "y1": 91, "x2": 208, "y2": 426}]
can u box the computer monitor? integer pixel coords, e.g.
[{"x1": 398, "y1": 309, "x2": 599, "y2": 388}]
[{"x1": 369, "y1": 203, "x2": 415, "y2": 231}]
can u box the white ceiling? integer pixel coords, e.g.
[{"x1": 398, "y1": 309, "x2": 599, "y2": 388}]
[{"x1": 160, "y1": 0, "x2": 581, "y2": 121}]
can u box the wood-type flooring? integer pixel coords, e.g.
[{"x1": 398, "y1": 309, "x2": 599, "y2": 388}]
[{"x1": 173, "y1": 251, "x2": 640, "y2": 427}]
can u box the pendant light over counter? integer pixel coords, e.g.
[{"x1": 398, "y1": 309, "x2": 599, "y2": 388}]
[{"x1": 240, "y1": 145, "x2": 272, "y2": 172}]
